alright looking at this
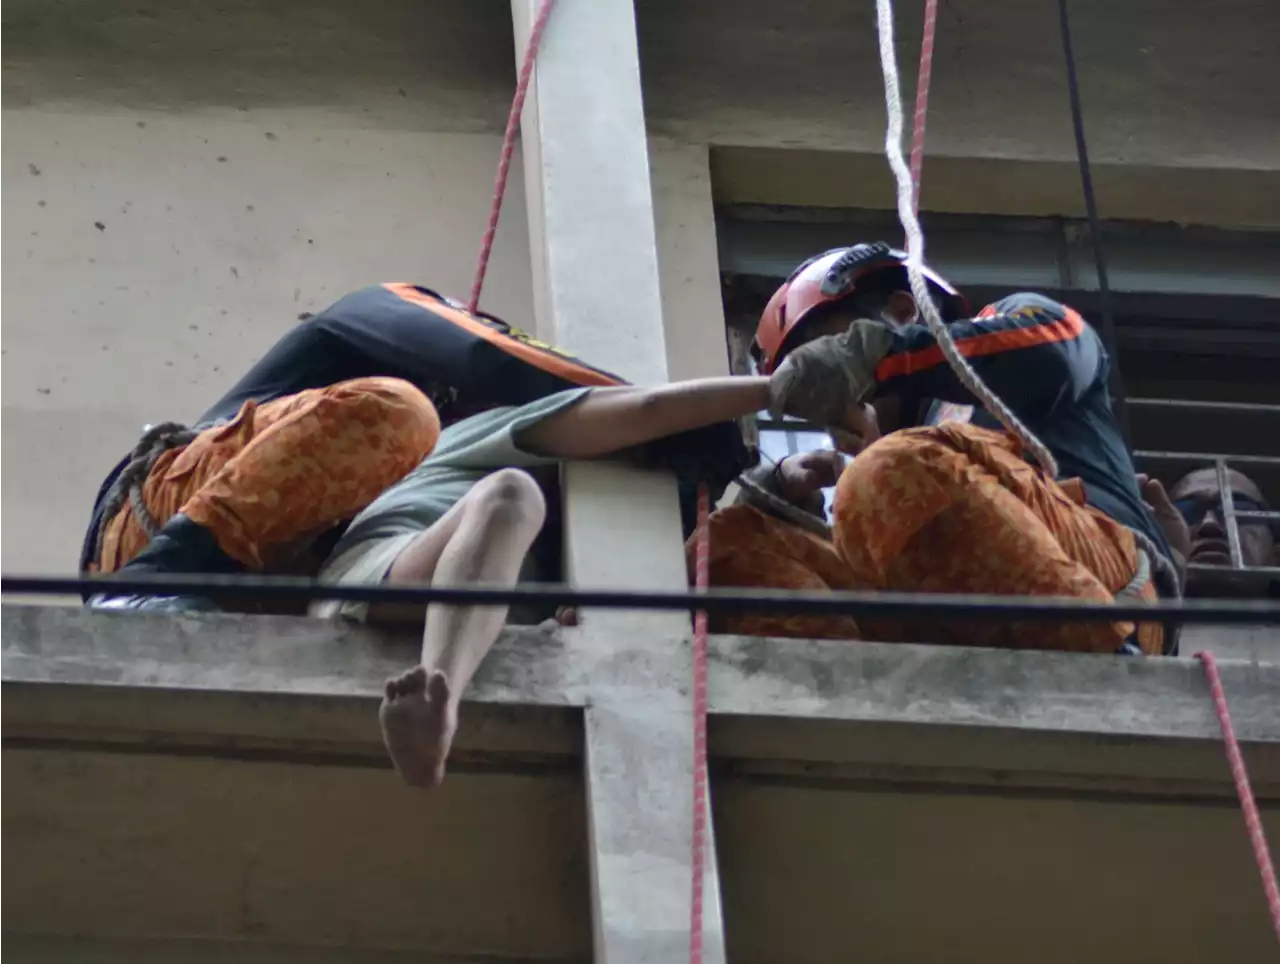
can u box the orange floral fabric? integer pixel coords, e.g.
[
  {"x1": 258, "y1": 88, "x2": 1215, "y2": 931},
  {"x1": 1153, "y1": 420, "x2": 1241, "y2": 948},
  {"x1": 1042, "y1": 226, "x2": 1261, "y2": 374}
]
[
  {"x1": 833, "y1": 424, "x2": 1161, "y2": 653},
  {"x1": 96, "y1": 377, "x2": 440, "y2": 572},
  {"x1": 690, "y1": 504, "x2": 863, "y2": 640},
  {"x1": 696, "y1": 423, "x2": 1161, "y2": 654}
]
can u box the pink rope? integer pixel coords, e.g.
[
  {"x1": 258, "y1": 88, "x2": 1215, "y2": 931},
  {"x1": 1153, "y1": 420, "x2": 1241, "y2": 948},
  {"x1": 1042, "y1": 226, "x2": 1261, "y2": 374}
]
[
  {"x1": 690, "y1": 485, "x2": 711, "y2": 964},
  {"x1": 468, "y1": 0, "x2": 558, "y2": 315},
  {"x1": 908, "y1": 0, "x2": 939, "y2": 220},
  {"x1": 1196, "y1": 651, "x2": 1280, "y2": 944}
]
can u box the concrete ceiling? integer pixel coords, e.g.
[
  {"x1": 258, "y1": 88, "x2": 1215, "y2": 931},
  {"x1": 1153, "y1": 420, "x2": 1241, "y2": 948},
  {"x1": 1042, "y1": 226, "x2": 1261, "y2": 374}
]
[
  {"x1": 7, "y1": 0, "x2": 1275, "y2": 172},
  {"x1": 5, "y1": 0, "x2": 1275, "y2": 227},
  {"x1": 636, "y1": 0, "x2": 1277, "y2": 169},
  {"x1": 1, "y1": 0, "x2": 518, "y2": 129}
]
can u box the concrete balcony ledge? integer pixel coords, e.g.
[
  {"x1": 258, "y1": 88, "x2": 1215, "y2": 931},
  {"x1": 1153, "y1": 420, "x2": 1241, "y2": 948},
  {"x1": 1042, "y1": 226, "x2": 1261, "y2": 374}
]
[
  {"x1": 712, "y1": 629, "x2": 1280, "y2": 798},
  {"x1": 5, "y1": 603, "x2": 1279, "y2": 796},
  {"x1": 6, "y1": 603, "x2": 1280, "y2": 963}
]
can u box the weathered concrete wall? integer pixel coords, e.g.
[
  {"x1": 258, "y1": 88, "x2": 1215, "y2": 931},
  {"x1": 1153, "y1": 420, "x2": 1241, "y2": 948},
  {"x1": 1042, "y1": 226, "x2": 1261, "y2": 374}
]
[
  {"x1": 5, "y1": 0, "x2": 1275, "y2": 573},
  {"x1": 1, "y1": 0, "x2": 730, "y2": 576},
  {"x1": 2, "y1": 111, "x2": 535, "y2": 574},
  {"x1": 3, "y1": 0, "x2": 513, "y2": 573},
  {"x1": 12, "y1": 0, "x2": 1272, "y2": 173},
  {"x1": 638, "y1": 0, "x2": 1277, "y2": 167},
  {"x1": 1, "y1": 116, "x2": 728, "y2": 575}
]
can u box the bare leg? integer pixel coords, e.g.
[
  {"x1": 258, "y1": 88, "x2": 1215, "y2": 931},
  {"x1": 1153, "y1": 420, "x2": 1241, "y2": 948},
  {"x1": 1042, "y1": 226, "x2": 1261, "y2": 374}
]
[{"x1": 375, "y1": 469, "x2": 547, "y2": 788}]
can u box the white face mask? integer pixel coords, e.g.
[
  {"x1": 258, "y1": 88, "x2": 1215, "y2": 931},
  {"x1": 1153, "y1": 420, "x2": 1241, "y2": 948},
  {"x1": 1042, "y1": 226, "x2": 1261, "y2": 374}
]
[{"x1": 877, "y1": 304, "x2": 917, "y2": 330}]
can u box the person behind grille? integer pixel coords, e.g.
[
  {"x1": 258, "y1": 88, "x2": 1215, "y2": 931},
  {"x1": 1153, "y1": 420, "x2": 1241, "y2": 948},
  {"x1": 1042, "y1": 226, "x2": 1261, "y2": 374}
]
[{"x1": 1147, "y1": 467, "x2": 1278, "y2": 598}]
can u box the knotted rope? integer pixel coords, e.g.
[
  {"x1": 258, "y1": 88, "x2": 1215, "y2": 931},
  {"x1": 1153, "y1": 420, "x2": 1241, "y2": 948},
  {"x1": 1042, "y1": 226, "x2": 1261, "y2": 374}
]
[{"x1": 94, "y1": 422, "x2": 198, "y2": 562}]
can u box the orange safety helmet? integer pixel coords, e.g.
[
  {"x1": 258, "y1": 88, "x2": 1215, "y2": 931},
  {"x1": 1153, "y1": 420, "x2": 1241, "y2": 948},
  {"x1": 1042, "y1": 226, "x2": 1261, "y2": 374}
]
[{"x1": 751, "y1": 242, "x2": 968, "y2": 374}]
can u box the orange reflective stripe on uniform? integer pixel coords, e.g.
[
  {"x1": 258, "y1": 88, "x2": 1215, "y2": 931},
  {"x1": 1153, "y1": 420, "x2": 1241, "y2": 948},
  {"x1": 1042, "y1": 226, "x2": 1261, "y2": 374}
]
[
  {"x1": 875, "y1": 306, "x2": 1086, "y2": 382},
  {"x1": 384, "y1": 283, "x2": 626, "y2": 388}
]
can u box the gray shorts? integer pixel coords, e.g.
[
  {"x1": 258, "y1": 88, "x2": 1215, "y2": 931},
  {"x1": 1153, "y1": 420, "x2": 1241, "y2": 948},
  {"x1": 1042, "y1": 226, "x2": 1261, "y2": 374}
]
[{"x1": 310, "y1": 530, "x2": 420, "y2": 623}]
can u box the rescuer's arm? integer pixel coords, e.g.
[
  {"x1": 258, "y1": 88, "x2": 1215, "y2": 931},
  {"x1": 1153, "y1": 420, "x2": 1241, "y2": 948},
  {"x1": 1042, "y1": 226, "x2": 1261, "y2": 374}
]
[
  {"x1": 516, "y1": 377, "x2": 772, "y2": 459},
  {"x1": 769, "y1": 293, "x2": 1105, "y2": 427}
]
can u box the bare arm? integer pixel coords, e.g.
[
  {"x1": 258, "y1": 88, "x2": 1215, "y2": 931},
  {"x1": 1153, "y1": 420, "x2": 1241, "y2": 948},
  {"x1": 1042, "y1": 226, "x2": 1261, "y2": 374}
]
[{"x1": 516, "y1": 377, "x2": 771, "y2": 460}]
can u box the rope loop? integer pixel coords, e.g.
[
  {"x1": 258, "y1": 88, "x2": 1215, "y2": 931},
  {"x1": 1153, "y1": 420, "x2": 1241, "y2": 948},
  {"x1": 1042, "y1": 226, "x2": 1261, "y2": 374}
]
[{"x1": 95, "y1": 421, "x2": 199, "y2": 561}]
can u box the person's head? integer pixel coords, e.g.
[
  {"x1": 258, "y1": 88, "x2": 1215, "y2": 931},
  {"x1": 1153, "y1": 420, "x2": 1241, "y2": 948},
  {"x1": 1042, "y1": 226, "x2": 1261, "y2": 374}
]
[
  {"x1": 751, "y1": 242, "x2": 967, "y2": 375},
  {"x1": 1171, "y1": 466, "x2": 1276, "y2": 595}
]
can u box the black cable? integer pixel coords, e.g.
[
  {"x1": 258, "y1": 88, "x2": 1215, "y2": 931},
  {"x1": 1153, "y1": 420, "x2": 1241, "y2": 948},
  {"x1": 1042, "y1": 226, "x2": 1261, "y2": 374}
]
[
  {"x1": 5, "y1": 573, "x2": 1280, "y2": 626},
  {"x1": 1057, "y1": 0, "x2": 1130, "y2": 444}
]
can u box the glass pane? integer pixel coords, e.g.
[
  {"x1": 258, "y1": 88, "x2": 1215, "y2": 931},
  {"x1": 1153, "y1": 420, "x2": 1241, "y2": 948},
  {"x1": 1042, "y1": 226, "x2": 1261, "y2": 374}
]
[{"x1": 757, "y1": 428, "x2": 838, "y2": 514}]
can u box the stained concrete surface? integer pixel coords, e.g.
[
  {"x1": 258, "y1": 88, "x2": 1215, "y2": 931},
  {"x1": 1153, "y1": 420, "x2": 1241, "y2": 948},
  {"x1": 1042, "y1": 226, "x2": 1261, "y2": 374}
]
[
  {"x1": 2, "y1": 111, "x2": 535, "y2": 574},
  {"x1": 714, "y1": 777, "x2": 1280, "y2": 964},
  {"x1": 5, "y1": 0, "x2": 1277, "y2": 574},
  {"x1": 2, "y1": 0, "x2": 516, "y2": 131},
  {"x1": 6, "y1": 935, "x2": 566, "y2": 964},
  {"x1": 636, "y1": 0, "x2": 1277, "y2": 168},
  {"x1": 8, "y1": 0, "x2": 1276, "y2": 170},
  {"x1": 7, "y1": 604, "x2": 1280, "y2": 961},
  {"x1": 3, "y1": 748, "x2": 593, "y2": 959}
]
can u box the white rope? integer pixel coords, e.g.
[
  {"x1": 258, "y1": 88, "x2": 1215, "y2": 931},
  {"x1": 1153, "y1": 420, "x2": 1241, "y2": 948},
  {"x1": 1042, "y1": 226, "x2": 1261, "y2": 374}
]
[{"x1": 873, "y1": 0, "x2": 1058, "y2": 477}]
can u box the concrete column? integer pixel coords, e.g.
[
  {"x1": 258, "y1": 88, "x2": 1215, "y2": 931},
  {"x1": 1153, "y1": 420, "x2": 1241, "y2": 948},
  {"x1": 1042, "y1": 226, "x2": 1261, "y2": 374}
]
[
  {"x1": 651, "y1": 138, "x2": 732, "y2": 381},
  {"x1": 511, "y1": 2, "x2": 726, "y2": 962},
  {"x1": 513, "y1": 1, "x2": 667, "y2": 381}
]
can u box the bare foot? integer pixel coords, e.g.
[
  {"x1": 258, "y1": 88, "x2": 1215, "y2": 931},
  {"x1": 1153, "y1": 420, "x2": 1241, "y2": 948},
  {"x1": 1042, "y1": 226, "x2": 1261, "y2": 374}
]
[{"x1": 379, "y1": 666, "x2": 457, "y2": 788}]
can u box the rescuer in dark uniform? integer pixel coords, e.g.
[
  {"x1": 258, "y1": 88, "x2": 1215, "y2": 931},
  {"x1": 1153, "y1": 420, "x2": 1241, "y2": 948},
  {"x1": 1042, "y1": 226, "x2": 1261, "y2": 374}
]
[
  {"x1": 83, "y1": 283, "x2": 749, "y2": 612},
  {"x1": 701, "y1": 242, "x2": 1179, "y2": 654}
]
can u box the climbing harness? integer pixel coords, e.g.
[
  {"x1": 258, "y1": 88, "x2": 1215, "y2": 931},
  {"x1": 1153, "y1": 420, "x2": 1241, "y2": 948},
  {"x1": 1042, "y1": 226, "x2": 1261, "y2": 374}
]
[{"x1": 737, "y1": 471, "x2": 834, "y2": 540}]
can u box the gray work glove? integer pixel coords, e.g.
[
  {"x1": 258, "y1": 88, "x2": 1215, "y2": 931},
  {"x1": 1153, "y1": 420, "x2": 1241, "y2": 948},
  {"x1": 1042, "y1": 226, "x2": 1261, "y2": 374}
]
[{"x1": 767, "y1": 319, "x2": 895, "y2": 426}]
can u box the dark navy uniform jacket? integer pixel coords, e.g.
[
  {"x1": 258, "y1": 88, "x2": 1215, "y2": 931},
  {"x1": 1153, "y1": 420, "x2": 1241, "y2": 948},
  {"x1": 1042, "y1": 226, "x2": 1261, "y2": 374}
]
[{"x1": 885, "y1": 293, "x2": 1172, "y2": 566}]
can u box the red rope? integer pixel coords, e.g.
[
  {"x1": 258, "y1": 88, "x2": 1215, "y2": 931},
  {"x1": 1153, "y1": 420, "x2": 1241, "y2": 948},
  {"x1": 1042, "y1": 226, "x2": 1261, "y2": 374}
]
[
  {"x1": 690, "y1": 485, "x2": 711, "y2": 964},
  {"x1": 1196, "y1": 651, "x2": 1280, "y2": 943},
  {"x1": 468, "y1": 0, "x2": 558, "y2": 315},
  {"x1": 908, "y1": 0, "x2": 939, "y2": 219}
]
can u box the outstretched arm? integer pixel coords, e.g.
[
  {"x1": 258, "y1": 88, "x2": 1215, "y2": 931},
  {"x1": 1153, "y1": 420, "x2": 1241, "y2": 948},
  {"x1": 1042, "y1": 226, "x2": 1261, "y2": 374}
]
[
  {"x1": 515, "y1": 377, "x2": 770, "y2": 459},
  {"x1": 770, "y1": 293, "x2": 1107, "y2": 428}
]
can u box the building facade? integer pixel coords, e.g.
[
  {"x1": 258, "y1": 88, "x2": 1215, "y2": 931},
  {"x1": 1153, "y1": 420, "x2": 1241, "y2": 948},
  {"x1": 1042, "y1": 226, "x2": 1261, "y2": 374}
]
[{"x1": 4, "y1": 0, "x2": 1279, "y2": 961}]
